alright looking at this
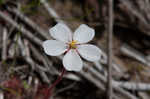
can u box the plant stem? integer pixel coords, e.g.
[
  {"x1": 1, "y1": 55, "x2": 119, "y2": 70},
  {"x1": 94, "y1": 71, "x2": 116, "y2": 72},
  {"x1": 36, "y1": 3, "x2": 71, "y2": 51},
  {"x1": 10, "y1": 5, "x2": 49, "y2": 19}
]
[{"x1": 44, "y1": 68, "x2": 66, "y2": 99}]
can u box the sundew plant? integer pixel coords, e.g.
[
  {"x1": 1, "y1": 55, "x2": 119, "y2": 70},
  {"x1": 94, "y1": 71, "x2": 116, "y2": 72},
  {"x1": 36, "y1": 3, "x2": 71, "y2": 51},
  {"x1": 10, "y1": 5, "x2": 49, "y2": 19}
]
[{"x1": 42, "y1": 23, "x2": 102, "y2": 99}]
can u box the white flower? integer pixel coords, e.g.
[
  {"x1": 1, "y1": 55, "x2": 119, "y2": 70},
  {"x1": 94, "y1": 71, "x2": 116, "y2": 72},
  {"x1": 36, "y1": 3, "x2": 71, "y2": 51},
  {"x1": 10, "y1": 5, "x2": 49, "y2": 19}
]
[{"x1": 43, "y1": 23, "x2": 102, "y2": 71}]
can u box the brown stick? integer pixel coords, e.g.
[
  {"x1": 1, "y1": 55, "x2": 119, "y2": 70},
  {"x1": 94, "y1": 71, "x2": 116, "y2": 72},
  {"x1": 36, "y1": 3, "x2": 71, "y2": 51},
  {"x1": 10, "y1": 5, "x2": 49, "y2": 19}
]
[{"x1": 107, "y1": 0, "x2": 114, "y2": 98}]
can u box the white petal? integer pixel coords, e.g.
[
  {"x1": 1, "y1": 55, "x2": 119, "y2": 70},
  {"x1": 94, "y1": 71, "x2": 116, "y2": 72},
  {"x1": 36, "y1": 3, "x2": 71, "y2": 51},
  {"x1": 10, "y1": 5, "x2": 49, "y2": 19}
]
[
  {"x1": 77, "y1": 44, "x2": 101, "y2": 62},
  {"x1": 42, "y1": 40, "x2": 68, "y2": 56},
  {"x1": 63, "y1": 49, "x2": 83, "y2": 71},
  {"x1": 49, "y1": 23, "x2": 72, "y2": 42},
  {"x1": 73, "y1": 24, "x2": 95, "y2": 44}
]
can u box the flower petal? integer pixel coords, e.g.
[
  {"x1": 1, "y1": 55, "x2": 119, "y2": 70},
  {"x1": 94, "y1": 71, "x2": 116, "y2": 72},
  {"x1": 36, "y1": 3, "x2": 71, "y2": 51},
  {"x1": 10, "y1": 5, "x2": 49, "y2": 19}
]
[
  {"x1": 63, "y1": 49, "x2": 83, "y2": 71},
  {"x1": 43, "y1": 40, "x2": 68, "y2": 56},
  {"x1": 49, "y1": 23, "x2": 72, "y2": 42},
  {"x1": 77, "y1": 44, "x2": 101, "y2": 62},
  {"x1": 73, "y1": 24, "x2": 95, "y2": 44}
]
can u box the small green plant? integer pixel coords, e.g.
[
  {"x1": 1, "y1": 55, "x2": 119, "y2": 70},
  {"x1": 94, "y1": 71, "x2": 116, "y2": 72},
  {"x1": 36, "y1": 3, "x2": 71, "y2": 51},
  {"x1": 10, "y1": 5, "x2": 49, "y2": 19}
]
[
  {"x1": 22, "y1": 81, "x2": 30, "y2": 90},
  {"x1": 20, "y1": 0, "x2": 41, "y2": 14},
  {"x1": 0, "y1": 0, "x2": 5, "y2": 5}
]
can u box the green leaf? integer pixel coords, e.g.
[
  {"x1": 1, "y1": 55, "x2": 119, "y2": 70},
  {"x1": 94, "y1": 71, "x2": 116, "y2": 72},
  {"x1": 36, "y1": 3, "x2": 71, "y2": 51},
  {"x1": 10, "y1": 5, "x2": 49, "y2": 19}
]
[{"x1": 23, "y1": 81, "x2": 30, "y2": 90}]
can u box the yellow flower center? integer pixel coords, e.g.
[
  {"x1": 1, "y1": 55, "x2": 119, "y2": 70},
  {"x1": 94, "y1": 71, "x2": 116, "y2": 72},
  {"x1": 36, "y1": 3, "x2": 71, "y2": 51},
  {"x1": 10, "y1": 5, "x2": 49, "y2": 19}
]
[{"x1": 69, "y1": 40, "x2": 77, "y2": 49}]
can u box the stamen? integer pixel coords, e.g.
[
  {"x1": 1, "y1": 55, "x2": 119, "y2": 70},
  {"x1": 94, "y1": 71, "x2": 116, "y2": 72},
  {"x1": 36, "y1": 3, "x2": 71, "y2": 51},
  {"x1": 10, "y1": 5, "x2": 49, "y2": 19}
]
[{"x1": 69, "y1": 40, "x2": 77, "y2": 49}]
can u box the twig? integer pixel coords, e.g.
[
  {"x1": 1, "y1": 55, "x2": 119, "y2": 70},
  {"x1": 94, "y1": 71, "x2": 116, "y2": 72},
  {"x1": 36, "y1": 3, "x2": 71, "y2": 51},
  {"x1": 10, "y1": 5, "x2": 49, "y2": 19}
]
[
  {"x1": 12, "y1": 65, "x2": 27, "y2": 71},
  {"x1": 107, "y1": 0, "x2": 114, "y2": 98},
  {"x1": 0, "y1": 11, "x2": 42, "y2": 46},
  {"x1": 40, "y1": 0, "x2": 64, "y2": 23},
  {"x1": 2, "y1": 27, "x2": 7, "y2": 60},
  {"x1": 24, "y1": 39, "x2": 35, "y2": 70},
  {"x1": 39, "y1": 70, "x2": 50, "y2": 83},
  {"x1": 29, "y1": 44, "x2": 55, "y2": 74},
  {"x1": 7, "y1": 3, "x2": 20, "y2": 38},
  {"x1": 32, "y1": 78, "x2": 39, "y2": 98},
  {"x1": 53, "y1": 82, "x2": 77, "y2": 96},
  {"x1": 0, "y1": 91, "x2": 4, "y2": 99},
  {"x1": 27, "y1": 76, "x2": 33, "y2": 85},
  {"x1": 80, "y1": 70, "x2": 106, "y2": 91},
  {"x1": 113, "y1": 81, "x2": 150, "y2": 91},
  {"x1": 119, "y1": 0, "x2": 150, "y2": 36},
  {"x1": 98, "y1": 48, "x2": 124, "y2": 73},
  {"x1": 138, "y1": 92, "x2": 150, "y2": 99},
  {"x1": 120, "y1": 44, "x2": 150, "y2": 66},
  {"x1": 7, "y1": 7, "x2": 51, "y2": 40},
  {"x1": 18, "y1": 37, "x2": 50, "y2": 83},
  {"x1": 121, "y1": 0, "x2": 148, "y2": 26},
  {"x1": 87, "y1": 66, "x2": 138, "y2": 99}
]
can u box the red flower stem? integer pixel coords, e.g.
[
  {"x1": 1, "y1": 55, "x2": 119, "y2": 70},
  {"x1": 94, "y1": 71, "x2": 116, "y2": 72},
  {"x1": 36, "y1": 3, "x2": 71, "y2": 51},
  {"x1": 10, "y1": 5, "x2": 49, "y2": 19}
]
[{"x1": 44, "y1": 68, "x2": 66, "y2": 99}]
